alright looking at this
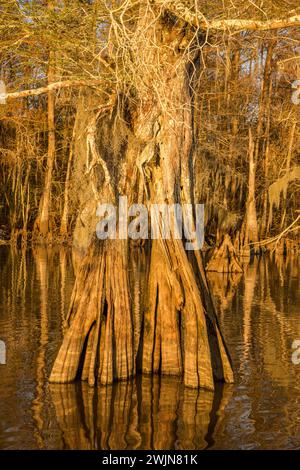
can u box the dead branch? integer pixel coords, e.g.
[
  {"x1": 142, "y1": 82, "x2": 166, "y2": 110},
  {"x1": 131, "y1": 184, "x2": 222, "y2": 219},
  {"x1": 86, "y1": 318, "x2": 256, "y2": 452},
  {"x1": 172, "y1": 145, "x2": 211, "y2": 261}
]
[
  {"x1": 5, "y1": 79, "x2": 103, "y2": 100},
  {"x1": 155, "y1": 1, "x2": 300, "y2": 31}
]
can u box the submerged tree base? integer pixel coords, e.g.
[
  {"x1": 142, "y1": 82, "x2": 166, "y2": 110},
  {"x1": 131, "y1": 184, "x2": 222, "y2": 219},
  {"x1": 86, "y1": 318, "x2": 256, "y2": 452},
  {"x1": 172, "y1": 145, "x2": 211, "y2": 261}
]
[
  {"x1": 207, "y1": 235, "x2": 243, "y2": 273},
  {"x1": 49, "y1": 237, "x2": 234, "y2": 390}
]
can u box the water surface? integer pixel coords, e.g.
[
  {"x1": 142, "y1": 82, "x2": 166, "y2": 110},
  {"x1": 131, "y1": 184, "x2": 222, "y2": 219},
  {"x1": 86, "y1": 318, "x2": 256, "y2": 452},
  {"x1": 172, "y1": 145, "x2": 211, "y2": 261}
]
[{"x1": 0, "y1": 246, "x2": 300, "y2": 449}]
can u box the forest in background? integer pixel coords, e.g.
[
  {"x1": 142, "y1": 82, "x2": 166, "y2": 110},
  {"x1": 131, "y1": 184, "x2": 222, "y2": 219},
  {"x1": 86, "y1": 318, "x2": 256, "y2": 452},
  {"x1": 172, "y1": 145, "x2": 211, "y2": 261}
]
[{"x1": 0, "y1": 0, "x2": 299, "y2": 256}]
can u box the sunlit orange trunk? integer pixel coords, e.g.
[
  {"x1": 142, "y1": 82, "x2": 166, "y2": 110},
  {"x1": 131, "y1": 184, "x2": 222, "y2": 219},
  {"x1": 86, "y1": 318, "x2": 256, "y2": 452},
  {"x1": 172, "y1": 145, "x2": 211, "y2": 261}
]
[
  {"x1": 50, "y1": 11, "x2": 233, "y2": 390},
  {"x1": 34, "y1": 3, "x2": 55, "y2": 238}
]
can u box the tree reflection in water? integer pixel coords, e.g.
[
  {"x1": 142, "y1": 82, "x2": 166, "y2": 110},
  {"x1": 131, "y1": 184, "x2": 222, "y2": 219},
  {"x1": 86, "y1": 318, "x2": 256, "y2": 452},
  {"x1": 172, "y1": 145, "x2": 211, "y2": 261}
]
[{"x1": 50, "y1": 377, "x2": 232, "y2": 450}]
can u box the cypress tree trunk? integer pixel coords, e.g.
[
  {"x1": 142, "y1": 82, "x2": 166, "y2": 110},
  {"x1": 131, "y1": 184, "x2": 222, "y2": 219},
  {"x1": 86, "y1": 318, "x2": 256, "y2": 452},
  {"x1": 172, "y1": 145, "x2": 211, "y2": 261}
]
[
  {"x1": 50, "y1": 10, "x2": 233, "y2": 390},
  {"x1": 34, "y1": 3, "x2": 55, "y2": 239}
]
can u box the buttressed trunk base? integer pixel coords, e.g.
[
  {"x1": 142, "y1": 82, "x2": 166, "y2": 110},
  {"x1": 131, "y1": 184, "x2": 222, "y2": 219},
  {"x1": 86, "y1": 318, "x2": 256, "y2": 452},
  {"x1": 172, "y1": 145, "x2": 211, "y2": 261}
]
[{"x1": 50, "y1": 236, "x2": 233, "y2": 390}]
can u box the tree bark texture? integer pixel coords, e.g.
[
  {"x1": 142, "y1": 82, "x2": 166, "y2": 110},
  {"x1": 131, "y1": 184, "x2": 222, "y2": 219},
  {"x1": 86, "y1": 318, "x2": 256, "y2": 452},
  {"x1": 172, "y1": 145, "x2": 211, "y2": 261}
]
[{"x1": 50, "y1": 12, "x2": 233, "y2": 390}]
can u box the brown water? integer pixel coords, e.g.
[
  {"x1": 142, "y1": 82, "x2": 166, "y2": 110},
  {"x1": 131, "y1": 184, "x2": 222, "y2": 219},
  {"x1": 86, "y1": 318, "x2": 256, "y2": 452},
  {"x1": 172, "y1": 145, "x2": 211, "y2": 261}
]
[{"x1": 0, "y1": 246, "x2": 300, "y2": 450}]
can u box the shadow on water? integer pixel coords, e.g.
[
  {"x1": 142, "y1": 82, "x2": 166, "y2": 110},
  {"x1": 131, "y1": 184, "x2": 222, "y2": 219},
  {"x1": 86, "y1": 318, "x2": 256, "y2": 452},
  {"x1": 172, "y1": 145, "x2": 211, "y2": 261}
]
[{"x1": 0, "y1": 246, "x2": 300, "y2": 449}]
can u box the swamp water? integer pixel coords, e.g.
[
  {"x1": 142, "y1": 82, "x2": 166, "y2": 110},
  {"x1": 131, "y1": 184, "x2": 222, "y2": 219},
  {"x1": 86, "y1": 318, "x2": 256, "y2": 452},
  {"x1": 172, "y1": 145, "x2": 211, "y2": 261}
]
[{"x1": 0, "y1": 246, "x2": 300, "y2": 449}]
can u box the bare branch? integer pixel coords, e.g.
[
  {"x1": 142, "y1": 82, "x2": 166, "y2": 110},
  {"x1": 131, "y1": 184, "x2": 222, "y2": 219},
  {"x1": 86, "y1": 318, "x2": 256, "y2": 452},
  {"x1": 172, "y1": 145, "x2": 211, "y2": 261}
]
[
  {"x1": 155, "y1": 1, "x2": 300, "y2": 31},
  {"x1": 5, "y1": 80, "x2": 102, "y2": 100}
]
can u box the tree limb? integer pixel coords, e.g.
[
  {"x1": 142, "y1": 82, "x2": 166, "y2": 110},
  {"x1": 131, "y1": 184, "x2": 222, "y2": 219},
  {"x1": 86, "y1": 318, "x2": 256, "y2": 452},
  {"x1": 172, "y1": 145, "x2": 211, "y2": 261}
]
[
  {"x1": 5, "y1": 79, "x2": 102, "y2": 100},
  {"x1": 156, "y1": 1, "x2": 300, "y2": 31},
  {"x1": 250, "y1": 214, "x2": 300, "y2": 247}
]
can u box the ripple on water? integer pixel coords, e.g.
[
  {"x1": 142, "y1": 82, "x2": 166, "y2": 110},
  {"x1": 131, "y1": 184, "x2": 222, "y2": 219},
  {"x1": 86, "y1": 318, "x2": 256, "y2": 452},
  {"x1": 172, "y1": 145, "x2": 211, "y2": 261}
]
[{"x1": 0, "y1": 248, "x2": 300, "y2": 449}]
